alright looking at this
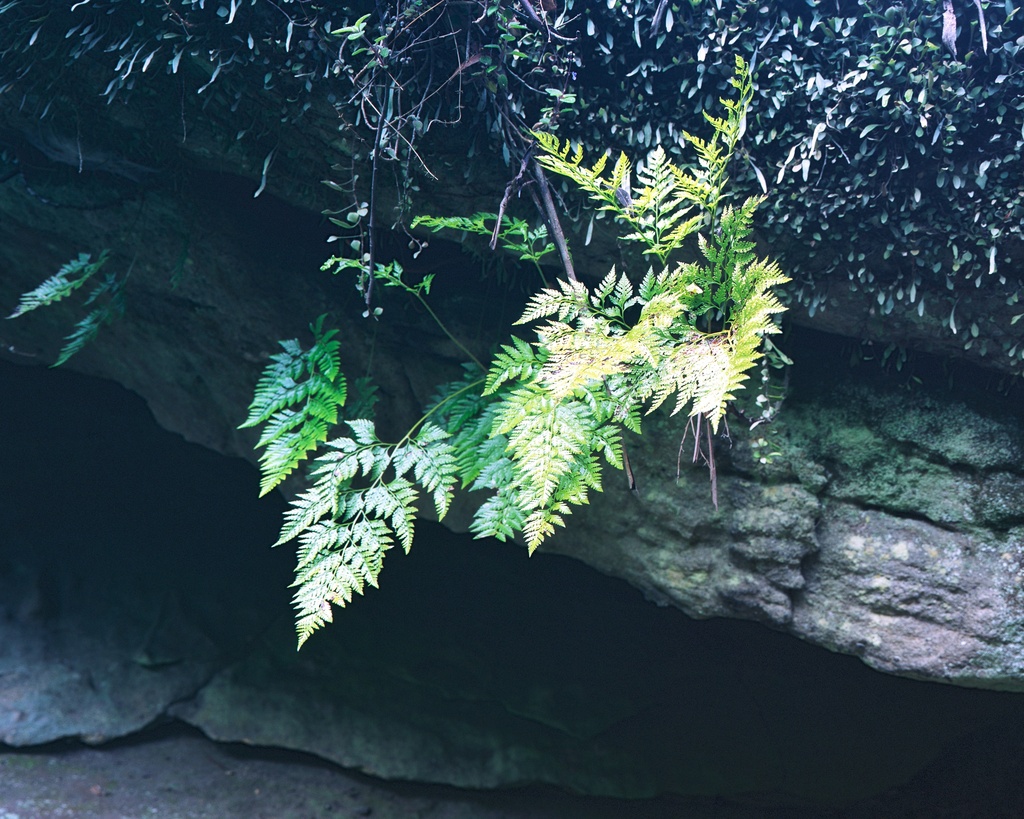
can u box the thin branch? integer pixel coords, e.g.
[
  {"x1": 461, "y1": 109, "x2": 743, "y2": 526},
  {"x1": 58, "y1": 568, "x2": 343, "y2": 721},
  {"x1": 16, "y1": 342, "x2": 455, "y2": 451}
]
[
  {"x1": 678, "y1": 414, "x2": 719, "y2": 510},
  {"x1": 516, "y1": 0, "x2": 575, "y2": 42},
  {"x1": 649, "y1": 0, "x2": 670, "y2": 38},
  {"x1": 530, "y1": 160, "x2": 576, "y2": 282},
  {"x1": 491, "y1": 150, "x2": 532, "y2": 250},
  {"x1": 364, "y1": 99, "x2": 386, "y2": 312}
]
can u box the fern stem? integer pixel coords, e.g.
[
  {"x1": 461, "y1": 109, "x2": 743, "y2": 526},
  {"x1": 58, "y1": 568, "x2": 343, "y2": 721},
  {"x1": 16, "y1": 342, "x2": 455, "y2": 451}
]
[
  {"x1": 398, "y1": 375, "x2": 487, "y2": 448},
  {"x1": 413, "y1": 294, "x2": 486, "y2": 372}
]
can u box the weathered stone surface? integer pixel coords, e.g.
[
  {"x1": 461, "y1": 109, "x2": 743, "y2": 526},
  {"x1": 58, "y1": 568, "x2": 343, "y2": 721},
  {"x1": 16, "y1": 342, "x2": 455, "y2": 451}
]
[
  {"x1": 6, "y1": 350, "x2": 1024, "y2": 804},
  {"x1": 794, "y1": 504, "x2": 1024, "y2": 687},
  {"x1": 0, "y1": 590, "x2": 217, "y2": 747},
  {"x1": 540, "y1": 365, "x2": 1024, "y2": 691},
  {"x1": 3, "y1": 118, "x2": 1024, "y2": 695}
]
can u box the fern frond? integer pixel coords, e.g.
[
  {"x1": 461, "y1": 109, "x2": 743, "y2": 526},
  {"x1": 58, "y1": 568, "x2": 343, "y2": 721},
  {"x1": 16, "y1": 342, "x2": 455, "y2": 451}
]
[
  {"x1": 427, "y1": 368, "x2": 507, "y2": 491},
  {"x1": 51, "y1": 275, "x2": 125, "y2": 367},
  {"x1": 469, "y1": 439, "x2": 515, "y2": 490},
  {"x1": 241, "y1": 318, "x2": 349, "y2": 496},
  {"x1": 277, "y1": 479, "x2": 339, "y2": 547},
  {"x1": 363, "y1": 477, "x2": 418, "y2": 551},
  {"x1": 256, "y1": 416, "x2": 330, "y2": 496},
  {"x1": 484, "y1": 335, "x2": 546, "y2": 394},
  {"x1": 278, "y1": 416, "x2": 458, "y2": 647},
  {"x1": 241, "y1": 328, "x2": 346, "y2": 429},
  {"x1": 291, "y1": 516, "x2": 392, "y2": 648},
  {"x1": 412, "y1": 212, "x2": 555, "y2": 266},
  {"x1": 518, "y1": 277, "x2": 591, "y2": 324},
  {"x1": 469, "y1": 488, "x2": 525, "y2": 542},
  {"x1": 410, "y1": 438, "x2": 458, "y2": 518},
  {"x1": 497, "y1": 385, "x2": 591, "y2": 508},
  {"x1": 538, "y1": 321, "x2": 638, "y2": 399},
  {"x1": 241, "y1": 341, "x2": 307, "y2": 424},
  {"x1": 7, "y1": 251, "x2": 109, "y2": 318},
  {"x1": 532, "y1": 132, "x2": 623, "y2": 213},
  {"x1": 522, "y1": 502, "x2": 571, "y2": 553}
]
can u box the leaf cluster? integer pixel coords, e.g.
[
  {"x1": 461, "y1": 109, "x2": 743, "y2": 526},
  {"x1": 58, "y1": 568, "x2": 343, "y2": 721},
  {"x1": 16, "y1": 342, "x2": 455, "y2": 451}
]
[
  {"x1": 532, "y1": 57, "x2": 755, "y2": 267},
  {"x1": 239, "y1": 315, "x2": 349, "y2": 497},
  {"x1": 470, "y1": 57, "x2": 786, "y2": 548},
  {"x1": 6, "y1": 251, "x2": 126, "y2": 366},
  {"x1": 411, "y1": 212, "x2": 556, "y2": 269},
  {"x1": 277, "y1": 418, "x2": 457, "y2": 647},
  {"x1": 244, "y1": 57, "x2": 787, "y2": 644}
]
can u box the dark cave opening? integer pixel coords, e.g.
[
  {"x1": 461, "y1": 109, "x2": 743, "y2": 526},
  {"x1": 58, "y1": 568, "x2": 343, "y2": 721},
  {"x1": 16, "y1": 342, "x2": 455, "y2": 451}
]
[{"x1": 3, "y1": 354, "x2": 1024, "y2": 816}]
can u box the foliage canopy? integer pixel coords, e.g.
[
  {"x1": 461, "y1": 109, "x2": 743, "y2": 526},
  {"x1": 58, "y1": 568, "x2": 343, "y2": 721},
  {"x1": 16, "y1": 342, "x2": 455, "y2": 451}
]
[{"x1": 237, "y1": 56, "x2": 787, "y2": 646}]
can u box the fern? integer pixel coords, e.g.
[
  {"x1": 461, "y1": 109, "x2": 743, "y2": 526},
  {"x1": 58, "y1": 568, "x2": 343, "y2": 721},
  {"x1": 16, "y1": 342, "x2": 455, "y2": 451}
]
[
  {"x1": 7, "y1": 251, "x2": 109, "y2": 318},
  {"x1": 245, "y1": 54, "x2": 786, "y2": 641},
  {"x1": 411, "y1": 212, "x2": 555, "y2": 268},
  {"x1": 239, "y1": 315, "x2": 349, "y2": 496},
  {"x1": 277, "y1": 418, "x2": 458, "y2": 647},
  {"x1": 53, "y1": 274, "x2": 126, "y2": 367},
  {"x1": 475, "y1": 54, "x2": 787, "y2": 543},
  {"x1": 6, "y1": 251, "x2": 127, "y2": 366}
]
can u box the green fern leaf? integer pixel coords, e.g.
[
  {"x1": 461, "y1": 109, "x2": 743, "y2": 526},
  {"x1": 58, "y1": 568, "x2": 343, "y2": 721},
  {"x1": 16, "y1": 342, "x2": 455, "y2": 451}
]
[
  {"x1": 240, "y1": 317, "x2": 348, "y2": 495},
  {"x1": 470, "y1": 488, "x2": 525, "y2": 542},
  {"x1": 278, "y1": 415, "x2": 458, "y2": 647},
  {"x1": 50, "y1": 275, "x2": 126, "y2": 367},
  {"x1": 522, "y1": 503, "x2": 570, "y2": 553},
  {"x1": 7, "y1": 251, "x2": 109, "y2": 318},
  {"x1": 485, "y1": 336, "x2": 545, "y2": 394},
  {"x1": 498, "y1": 386, "x2": 590, "y2": 507},
  {"x1": 278, "y1": 480, "x2": 338, "y2": 548},
  {"x1": 412, "y1": 212, "x2": 555, "y2": 266},
  {"x1": 518, "y1": 277, "x2": 591, "y2": 324},
  {"x1": 256, "y1": 416, "x2": 330, "y2": 496}
]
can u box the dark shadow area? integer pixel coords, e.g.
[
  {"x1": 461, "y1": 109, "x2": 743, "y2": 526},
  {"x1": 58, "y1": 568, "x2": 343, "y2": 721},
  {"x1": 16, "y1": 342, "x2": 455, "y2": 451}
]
[{"x1": 3, "y1": 355, "x2": 1024, "y2": 816}]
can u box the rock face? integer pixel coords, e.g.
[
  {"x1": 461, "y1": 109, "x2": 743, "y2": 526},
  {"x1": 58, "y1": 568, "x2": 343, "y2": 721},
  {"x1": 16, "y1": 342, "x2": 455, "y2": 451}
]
[
  {"x1": 6, "y1": 358, "x2": 1024, "y2": 805},
  {"x1": 3, "y1": 48, "x2": 1024, "y2": 801},
  {"x1": 1, "y1": 93, "x2": 1023, "y2": 697},
  {"x1": 546, "y1": 362, "x2": 1024, "y2": 691}
]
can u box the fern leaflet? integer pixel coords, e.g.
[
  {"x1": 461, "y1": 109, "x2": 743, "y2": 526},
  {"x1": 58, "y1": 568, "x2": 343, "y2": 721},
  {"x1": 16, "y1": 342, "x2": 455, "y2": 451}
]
[
  {"x1": 239, "y1": 315, "x2": 348, "y2": 496},
  {"x1": 7, "y1": 251, "x2": 109, "y2": 318},
  {"x1": 411, "y1": 212, "x2": 555, "y2": 268},
  {"x1": 277, "y1": 419, "x2": 458, "y2": 647}
]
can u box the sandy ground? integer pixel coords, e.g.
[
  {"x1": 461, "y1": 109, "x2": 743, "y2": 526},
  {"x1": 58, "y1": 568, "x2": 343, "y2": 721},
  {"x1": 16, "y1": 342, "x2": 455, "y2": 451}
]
[
  {"x1": 0, "y1": 723, "x2": 707, "y2": 819},
  {"x1": 4, "y1": 722, "x2": 1024, "y2": 819}
]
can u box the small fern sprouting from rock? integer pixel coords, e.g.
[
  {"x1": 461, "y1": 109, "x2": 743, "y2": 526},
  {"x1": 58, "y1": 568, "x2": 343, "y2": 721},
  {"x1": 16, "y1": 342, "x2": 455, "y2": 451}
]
[{"x1": 473, "y1": 55, "x2": 788, "y2": 549}]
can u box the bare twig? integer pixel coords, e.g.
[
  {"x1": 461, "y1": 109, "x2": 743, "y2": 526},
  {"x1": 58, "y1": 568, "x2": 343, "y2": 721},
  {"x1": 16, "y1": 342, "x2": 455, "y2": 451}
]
[
  {"x1": 364, "y1": 101, "x2": 386, "y2": 312},
  {"x1": 491, "y1": 150, "x2": 533, "y2": 250},
  {"x1": 530, "y1": 160, "x2": 576, "y2": 281},
  {"x1": 517, "y1": 0, "x2": 574, "y2": 42},
  {"x1": 622, "y1": 443, "x2": 640, "y2": 496},
  {"x1": 678, "y1": 414, "x2": 720, "y2": 510},
  {"x1": 649, "y1": 0, "x2": 670, "y2": 38}
]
